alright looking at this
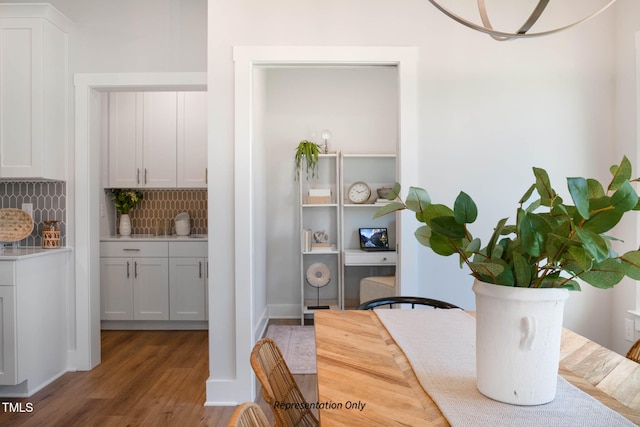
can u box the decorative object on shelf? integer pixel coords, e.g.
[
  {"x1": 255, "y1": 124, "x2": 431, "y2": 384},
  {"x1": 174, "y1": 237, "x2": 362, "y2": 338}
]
[
  {"x1": 305, "y1": 188, "x2": 332, "y2": 204},
  {"x1": 42, "y1": 220, "x2": 61, "y2": 248},
  {"x1": 119, "y1": 214, "x2": 132, "y2": 236},
  {"x1": 375, "y1": 156, "x2": 640, "y2": 405},
  {"x1": 347, "y1": 181, "x2": 372, "y2": 204},
  {"x1": 320, "y1": 129, "x2": 332, "y2": 154},
  {"x1": 377, "y1": 186, "x2": 393, "y2": 199},
  {"x1": 0, "y1": 208, "x2": 34, "y2": 242},
  {"x1": 109, "y1": 189, "x2": 143, "y2": 236},
  {"x1": 294, "y1": 140, "x2": 322, "y2": 180},
  {"x1": 175, "y1": 212, "x2": 191, "y2": 236},
  {"x1": 109, "y1": 189, "x2": 144, "y2": 214},
  {"x1": 426, "y1": 0, "x2": 618, "y2": 41},
  {"x1": 306, "y1": 262, "x2": 331, "y2": 310}
]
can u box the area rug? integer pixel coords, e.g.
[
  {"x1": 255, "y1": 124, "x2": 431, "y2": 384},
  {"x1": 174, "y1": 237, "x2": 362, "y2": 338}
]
[{"x1": 265, "y1": 325, "x2": 317, "y2": 374}]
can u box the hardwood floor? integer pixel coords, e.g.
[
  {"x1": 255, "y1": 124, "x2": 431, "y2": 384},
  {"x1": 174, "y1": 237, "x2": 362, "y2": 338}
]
[{"x1": 0, "y1": 323, "x2": 317, "y2": 426}]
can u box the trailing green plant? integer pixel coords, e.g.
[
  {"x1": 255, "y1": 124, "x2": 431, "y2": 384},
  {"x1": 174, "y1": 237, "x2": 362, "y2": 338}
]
[
  {"x1": 374, "y1": 156, "x2": 640, "y2": 290},
  {"x1": 109, "y1": 189, "x2": 144, "y2": 214},
  {"x1": 294, "y1": 140, "x2": 321, "y2": 180}
]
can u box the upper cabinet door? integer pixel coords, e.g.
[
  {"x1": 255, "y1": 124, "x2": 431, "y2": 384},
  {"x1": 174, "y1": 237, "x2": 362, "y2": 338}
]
[
  {"x1": 108, "y1": 92, "x2": 143, "y2": 188},
  {"x1": 0, "y1": 15, "x2": 68, "y2": 180},
  {"x1": 142, "y1": 92, "x2": 177, "y2": 188},
  {"x1": 177, "y1": 92, "x2": 208, "y2": 188}
]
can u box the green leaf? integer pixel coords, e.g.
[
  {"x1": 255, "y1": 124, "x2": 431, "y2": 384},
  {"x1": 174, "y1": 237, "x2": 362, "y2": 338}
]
[
  {"x1": 620, "y1": 250, "x2": 640, "y2": 280},
  {"x1": 468, "y1": 261, "x2": 505, "y2": 281},
  {"x1": 518, "y1": 183, "x2": 536, "y2": 205},
  {"x1": 578, "y1": 258, "x2": 625, "y2": 289},
  {"x1": 512, "y1": 252, "x2": 532, "y2": 287},
  {"x1": 609, "y1": 156, "x2": 632, "y2": 192},
  {"x1": 587, "y1": 178, "x2": 605, "y2": 198},
  {"x1": 388, "y1": 183, "x2": 401, "y2": 200},
  {"x1": 533, "y1": 167, "x2": 555, "y2": 207},
  {"x1": 405, "y1": 187, "x2": 431, "y2": 214},
  {"x1": 575, "y1": 228, "x2": 610, "y2": 263},
  {"x1": 431, "y1": 216, "x2": 467, "y2": 239},
  {"x1": 486, "y1": 218, "x2": 508, "y2": 261},
  {"x1": 414, "y1": 225, "x2": 432, "y2": 247},
  {"x1": 518, "y1": 211, "x2": 551, "y2": 257},
  {"x1": 582, "y1": 196, "x2": 623, "y2": 234},
  {"x1": 373, "y1": 202, "x2": 406, "y2": 219},
  {"x1": 430, "y1": 233, "x2": 459, "y2": 256},
  {"x1": 453, "y1": 191, "x2": 477, "y2": 224},
  {"x1": 421, "y1": 204, "x2": 454, "y2": 225},
  {"x1": 611, "y1": 180, "x2": 639, "y2": 213},
  {"x1": 567, "y1": 177, "x2": 590, "y2": 219}
]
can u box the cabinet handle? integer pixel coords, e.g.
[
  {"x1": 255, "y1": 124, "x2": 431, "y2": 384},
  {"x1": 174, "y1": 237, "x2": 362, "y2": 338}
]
[
  {"x1": 137, "y1": 168, "x2": 140, "y2": 185},
  {"x1": 199, "y1": 261, "x2": 203, "y2": 279},
  {"x1": 382, "y1": 257, "x2": 387, "y2": 262},
  {"x1": 205, "y1": 168, "x2": 208, "y2": 184},
  {"x1": 145, "y1": 168, "x2": 148, "y2": 184},
  {"x1": 126, "y1": 261, "x2": 130, "y2": 278},
  {"x1": 134, "y1": 261, "x2": 138, "y2": 278},
  {"x1": 206, "y1": 261, "x2": 209, "y2": 279},
  {"x1": 123, "y1": 248, "x2": 140, "y2": 252}
]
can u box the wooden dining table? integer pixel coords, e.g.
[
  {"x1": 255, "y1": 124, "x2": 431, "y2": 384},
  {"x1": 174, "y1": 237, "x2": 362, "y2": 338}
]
[{"x1": 313, "y1": 310, "x2": 640, "y2": 426}]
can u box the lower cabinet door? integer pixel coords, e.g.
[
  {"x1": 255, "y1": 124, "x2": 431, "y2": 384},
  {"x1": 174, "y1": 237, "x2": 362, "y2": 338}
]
[
  {"x1": 169, "y1": 257, "x2": 206, "y2": 321},
  {"x1": 100, "y1": 257, "x2": 134, "y2": 320},
  {"x1": 133, "y1": 257, "x2": 169, "y2": 321},
  {"x1": 0, "y1": 286, "x2": 17, "y2": 385}
]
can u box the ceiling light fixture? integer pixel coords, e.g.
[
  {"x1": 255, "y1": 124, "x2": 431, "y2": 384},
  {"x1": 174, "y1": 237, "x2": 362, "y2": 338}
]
[{"x1": 426, "y1": 0, "x2": 618, "y2": 41}]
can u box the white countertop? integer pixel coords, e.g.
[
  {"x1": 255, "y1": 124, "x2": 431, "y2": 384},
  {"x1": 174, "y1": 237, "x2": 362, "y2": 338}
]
[
  {"x1": 0, "y1": 246, "x2": 72, "y2": 260},
  {"x1": 100, "y1": 234, "x2": 208, "y2": 242}
]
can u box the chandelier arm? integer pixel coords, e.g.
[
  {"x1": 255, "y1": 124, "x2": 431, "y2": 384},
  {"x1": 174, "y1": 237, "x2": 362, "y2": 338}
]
[
  {"x1": 427, "y1": 0, "x2": 618, "y2": 40},
  {"x1": 477, "y1": 0, "x2": 549, "y2": 41}
]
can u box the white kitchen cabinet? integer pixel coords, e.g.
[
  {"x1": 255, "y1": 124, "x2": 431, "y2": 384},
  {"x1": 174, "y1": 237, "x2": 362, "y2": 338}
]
[
  {"x1": 0, "y1": 5, "x2": 72, "y2": 180},
  {"x1": 177, "y1": 92, "x2": 208, "y2": 188},
  {"x1": 108, "y1": 92, "x2": 177, "y2": 188},
  {"x1": 169, "y1": 242, "x2": 208, "y2": 321},
  {"x1": 0, "y1": 250, "x2": 70, "y2": 396},
  {"x1": 100, "y1": 242, "x2": 169, "y2": 321},
  {"x1": 107, "y1": 91, "x2": 207, "y2": 188}
]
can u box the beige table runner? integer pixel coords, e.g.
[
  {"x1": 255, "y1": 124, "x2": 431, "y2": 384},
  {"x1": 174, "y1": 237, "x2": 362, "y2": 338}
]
[{"x1": 376, "y1": 309, "x2": 635, "y2": 427}]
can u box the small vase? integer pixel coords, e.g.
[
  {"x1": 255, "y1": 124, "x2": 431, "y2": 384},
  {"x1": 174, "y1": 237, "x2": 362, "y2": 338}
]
[
  {"x1": 472, "y1": 279, "x2": 569, "y2": 405},
  {"x1": 119, "y1": 214, "x2": 132, "y2": 236}
]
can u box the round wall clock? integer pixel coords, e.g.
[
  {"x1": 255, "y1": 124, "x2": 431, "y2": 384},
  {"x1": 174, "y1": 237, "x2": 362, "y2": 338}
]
[{"x1": 347, "y1": 181, "x2": 371, "y2": 204}]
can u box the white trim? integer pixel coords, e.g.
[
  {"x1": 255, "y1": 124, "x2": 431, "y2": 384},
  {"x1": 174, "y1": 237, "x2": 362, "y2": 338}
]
[
  {"x1": 219, "y1": 46, "x2": 418, "y2": 405},
  {"x1": 72, "y1": 73, "x2": 207, "y2": 371},
  {"x1": 636, "y1": 31, "x2": 640, "y2": 313}
]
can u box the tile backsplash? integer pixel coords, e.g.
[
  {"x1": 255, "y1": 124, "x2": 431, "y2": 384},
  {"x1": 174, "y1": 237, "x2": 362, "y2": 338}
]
[
  {"x1": 107, "y1": 189, "x2": 208, "y2": 235},
  {"x1": 0, "y1": 181, "x2": 66, "y2": 247}
]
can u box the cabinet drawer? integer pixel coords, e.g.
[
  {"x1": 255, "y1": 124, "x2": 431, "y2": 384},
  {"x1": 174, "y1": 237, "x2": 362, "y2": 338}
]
[
  {"x1": 344, "y1": 250, "x2": 397, "y2": 266},
  {"x1": 169, "y1": 241, "x2": 208, "y2": 258},
  {"x1": 100, "y1": 241, "x2": 168, "y2": 258},
  {"x1": 0, "y1": 262, "x2": 15, "y2": 286}
]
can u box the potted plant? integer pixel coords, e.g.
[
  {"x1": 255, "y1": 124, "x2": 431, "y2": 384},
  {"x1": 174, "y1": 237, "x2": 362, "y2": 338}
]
[
  {"x1": 294, "y1": 140, "x2": 321, "y2": 180},
  {"x1": 109, "y1": 189, "x2": 144, "y2": 236},
  {"x1": 375, "y1": 156, "x2": 640, "y2": 405}
]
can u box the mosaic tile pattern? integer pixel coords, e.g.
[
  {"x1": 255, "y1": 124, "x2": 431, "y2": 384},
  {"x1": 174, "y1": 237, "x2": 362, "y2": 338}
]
[
  {"x1": 109, "y1": 189, "x2": 208, "y2": 235},
  {"x1": 0, "y1": 181, "x2": 66, "y2": 247}
]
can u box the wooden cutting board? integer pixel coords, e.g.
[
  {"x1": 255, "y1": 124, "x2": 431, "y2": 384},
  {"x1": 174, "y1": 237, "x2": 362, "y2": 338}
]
[{"x1": 0, "y1": 208, "x2": 34, "y2": 242}]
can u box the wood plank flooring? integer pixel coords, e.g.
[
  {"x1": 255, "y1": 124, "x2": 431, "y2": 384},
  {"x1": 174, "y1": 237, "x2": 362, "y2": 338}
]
[{"x1": 0, "y1": 323, "x2": 317, "y2": 426}]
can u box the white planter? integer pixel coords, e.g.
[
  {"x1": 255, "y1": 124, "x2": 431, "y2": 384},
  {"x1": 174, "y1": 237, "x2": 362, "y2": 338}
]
[
  {"x1": 472, "y1": 279, "x2": 569, "y2": 405},
  {"x1": 119, "y1": 214, "x2": 132, "y2": 236}
]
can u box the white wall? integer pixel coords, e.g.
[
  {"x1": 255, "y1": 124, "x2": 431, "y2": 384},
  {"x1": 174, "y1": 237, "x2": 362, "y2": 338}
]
[{"x1": 209, "y1": 0, "x2": 640, "y2": 403}]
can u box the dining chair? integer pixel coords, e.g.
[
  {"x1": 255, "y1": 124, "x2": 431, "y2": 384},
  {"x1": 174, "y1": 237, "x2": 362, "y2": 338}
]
[
  {"x1": 626, "y1": 338, "x2": 640, "y2": 363},
  {"x1": 357, "y1": 295, "x2": 461, "y2": 310},
  {"x1": 227, "y1": 402, "x2": 271, "y2": 427},
  {"x1": 250, "y1": 338, "x2": 319, "y2": 427}
]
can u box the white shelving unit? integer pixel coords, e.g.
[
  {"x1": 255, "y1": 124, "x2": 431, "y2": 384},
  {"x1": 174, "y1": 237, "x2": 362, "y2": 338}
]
[
  {"x1": 340, "y1": 153, "x2": 397, "y2": 309},
  {"x1": 298, "y1": 152, "x2": 398, "y2": 321},
  {"x1": 299, "y1": 154, "x2": 341, "y2": 323}
]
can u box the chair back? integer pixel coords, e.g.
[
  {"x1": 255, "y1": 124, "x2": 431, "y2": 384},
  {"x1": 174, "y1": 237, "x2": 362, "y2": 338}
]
[
  {"x1": 627, "y1": 339, "x2": 640, "y2": 364},
  {"x1": 228, "y1": 402, "x2": 271, "y2": 427},
  {"x1": 250, "y1": 338, "x2": 319, "y2": 427},
  {"x1": 357, "y1": 295, "x2": 461, "y2": 310}
]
